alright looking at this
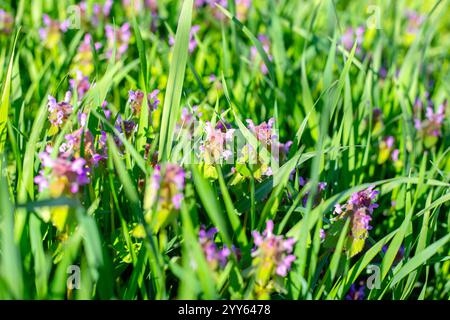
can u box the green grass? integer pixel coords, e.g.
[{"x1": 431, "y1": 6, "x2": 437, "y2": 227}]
[{"x1": 0, "y1": 0, "x2": 448, "y2": 300}]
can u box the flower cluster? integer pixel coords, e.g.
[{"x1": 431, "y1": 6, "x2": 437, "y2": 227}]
[
  {"x1": 39, "y1": 14, "x2": 69, "y2": 49},
  {"x1": 414, "y1": 99, "x2": 446, "y2": 147},
  {"x1": 47, "y1": 92, "x2": 73, "y2": 129},
  {"x1": 146, "y1": 164, "x2": 186, "y2": 231},
  {"x1": 59, "y1": 125, "x2": 104, "y2": 166},
  {"x1": 105, "y1": 23, "x2": 131, "y2": 59},
  {"x1": 377, "y1": 136, "x2": 400, "y2": 165},
  {"x1": 332, "y1": 186, "x2": 379, "y2": 256},
  {"x1": 405, "y1": 10, "x2": 424, "y2": 35},
  {"x1": 122, "y1": 0, "x2": 142, "y2": 17},
  {"x1": 236, "y1": 0, "x2": 252, "y2": 21},
  {"x1": 70, "y1": 71, "x2": 91, "y2": 100},
  {"x1": 128, "y1": 89, "x2": 160, "y2": 117},
  {"x1": 199, "y1": 121, "x2": 235, "y2": 165},
  {"x1": 34, "y1": 146, "x2": 90, "y2": 196},
  {"x1": 78, "y1": 0, "x2": 112, "y2": 27},
  {"x1": 251, "y1": 220, "x2": 296, "y2": 298},
  {"x1": 114, "y1": 115, "x2": 137, "y2": 148},
  {"x1": 175, "y1": 106, "x2": 200, "y2": 140},
  {"x1": 199, "y1": 226, "x2": 231, "y2": 270},
  {"x1": 0, "y1": 9, "x2": 14, "y2": 35},
  {"x1": 72, "y1": 33, "x2": 101, "y2": 77},
  {"x1": 250, "y1": 34, "x2": 273, "y2": 75},
  {"x1": 345, "y1": 281, "x2": 365, "y2": 300}
]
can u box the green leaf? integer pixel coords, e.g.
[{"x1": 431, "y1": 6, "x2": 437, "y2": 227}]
[{"x1": 158, "y1": 0, "x2": 193, "y2": 162}]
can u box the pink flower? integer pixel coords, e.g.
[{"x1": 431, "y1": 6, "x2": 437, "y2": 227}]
[
  {"x1": 47, "y1": 92, "x2": 73, "y2": 127},
  {"x1": 251, "y1": 220, "x2": 297, "y2": 277},
  {"x1": 105, "y1": 23, "x2": 131, "y2": 59},
  {"x1": 34, "y1": 146, "x2": 90, "y2": 195}
]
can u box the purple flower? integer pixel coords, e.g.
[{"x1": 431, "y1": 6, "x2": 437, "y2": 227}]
[
  {"x1": 251, "y1": 220, "x2": 297, "y2": 278},
  {"x1": 59, "y1": 127, "x2": 103, "y2": 166},
  {"x1": 47, "y1": 92, "x2": 73, "y2": 127},
  {"x1": 320, "y1": 229, "x2": 326, "y2": 240},
  {"x1": 79, "y1": 0, "x2": 112, "y2": 26},
  {"x1": 250, "y1": 34, "x2": 273, "y2": 74},
  {"x1": 345, "y1": 282, "x2": 365, "y2": 300},
  {"x1": 341, "y1": 26, "x2": 365, "y2": 54},
  {"x1": 148, "y1": 164, "x2": 186, "y2": 213},
  {"x1": 199, "y1": 226, "x2": 230, "y2": 269},
  {"x1": 405, "y1": 10, "x2": 424, "y2": 34},
  {"x1": 333, "y1": 186, "x2": 378, "y2": 248},
  {"x1": 105, "y1": 23, "x2": 131, "y2": 59},
  {"x1": 34, "y1": 146, "x2": 90, "y2": 195},
  {"x1": 236, "y1": 0, "x2": 251, "y2": 21},
  {"x1": 391, "y1": 149, "x2": 399, "y2": 162},
  {"x1": 128, "y1": 89, "x2": 160, "y2": 117},
  {"x1": 39, "y1": 14, "x2": 69, "y2": 48},
  {"x1": 114, "y1": 115, "x2": 137, "y2": 147},
  {"x1": 414, "y1": 99, "x2": 447, "y2": 139},
  {"x1": 0, "y1": 9, "x2": 14, "y2": 34},
  {"x1": 199, "y1": 121, "x2": 235, "y2": 164},
  {"x1": 101, "y1": 101, "x2": 111, "y2": 120},
  {"x1": 69, "y1": 71, "x2": 91, "y2": 100},
  {"x1": 122, "y1": 0, "x2": 142, "y2": 14}
]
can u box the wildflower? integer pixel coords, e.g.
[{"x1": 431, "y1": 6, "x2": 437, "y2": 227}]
[
  {"x1": 414, "y1": 99, "x2": 447, "y2": 147},
  {"x1": 59, "y1": 125, "x2": 103, "y2": 166},
  {"x1": 251, "y1": 220, "x2": 296, "y2": 298},
  {"x1": 47, "y1": 92, "x2": 73, "y2": 132},
  {"x1": 114, "y1": 115, "x2": 137, "y2": 147},
  {"x1": 403, "y1": 10, "x2": 424, "y2": 45},
  {"x1": 197, "y1": 121, "x2": 235, "y2": 178},
  {"x1": 101, "y1": 101, "x2": 111, "y2": 120},
  {"x1": 39, "y1": 14, "x2": 69, "y2": 49},
  {"x1": 236, "y1": 0, "x2": 251, "y2": 21},
  {"x1": 145, "y1": 0, "x2": 158, "y2": 15},
  {"x1": 233, "y1": 118, "x2": 291, "y2": 183},
  {"x1": 169, "y1": 25, "x2": 200, "y2": 53},
  {"x1": 250, "y1": 34, "x2": 273, "y2": 75},
  {"x1": 330, "y1": 186, "x2": 379, "y2": 257},
  {"x1": 341, "y1": 26, "x2": 365, "y2": 54},
  {"x1": 320, "y1": 229, "x2": 326, "y2": 241},
  {"x1": 199, "y1": 226, "x2": 230, "y2": 270},
  {"x1": 34, "y1": 146, "x2": 90, "y2": 196},
  {"x1": 93, "y1": 130, "x2": 108, "y2": 164},
  {"x1": 105, "y1": 23, "x2": 131, "y2": 60},
  {"x1": 69, "y1": 71, "x2": 91, "y2": 100},
  {"x1": 71, "y1": 33, "x2": 100, "y2": 77},
  {"x1": 175, "y1": 106, "x2": 200, "y2": 139},
  {"x1": 377, "y1": 136, "x2": 395, "y2": 164},
  {"x1": 128, "y1": 89, "x2": 160, "y2": 117},
  {"x1": 78, "y1": 0, "x2": 112, "y2": 27},
  {"x1": 122, "y1": 0, "x2": 142, "y2": 17},
  {"x1": 0, "y1": 9, "x2": 14, "y2": 35},
  {"x1": 345, "y1": 281, "x2": 365, "y2": 300},
  {"x1": 200, "y1": 121, "x2": 235, "y2": 164},
  {"x1": 146, "y1": 164, "x2": 186, "y2": 231},
  {"x1": 405, "y1": 10, "x2": 424, "y2": 35}
]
